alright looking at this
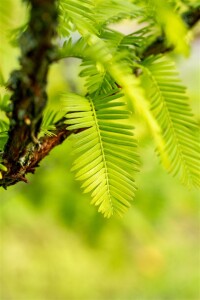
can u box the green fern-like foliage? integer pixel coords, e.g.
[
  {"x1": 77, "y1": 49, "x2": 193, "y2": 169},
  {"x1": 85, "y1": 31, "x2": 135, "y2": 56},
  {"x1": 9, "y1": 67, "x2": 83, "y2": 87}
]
[
  {"x1": 62, "y1": 90, "x2": 139, "y2": 217},
  {"x1": 57, "y1": 0, "x2": 200, "y2": 217},
  {"x1": 0, "y1": 0, "x2": 199, "y2": 217},
  {"x1": 140, "y1": 0, "x2": 189, "y2": 54},
  {"x1": 58, "y1": 0, "x2": 97, "y2": 36},
  {"x1": 40, "y1": 110, "x2": 58, "y2": 137},
  {"x1": 141, "y1": 55, "x2": 200, "y2": 187}
]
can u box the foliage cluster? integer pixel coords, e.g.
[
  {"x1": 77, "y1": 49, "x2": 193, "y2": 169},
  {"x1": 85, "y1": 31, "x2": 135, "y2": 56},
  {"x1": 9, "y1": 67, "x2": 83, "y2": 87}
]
[{"x1": 0, "y1": 0, "x2": 199, "y2": 217}]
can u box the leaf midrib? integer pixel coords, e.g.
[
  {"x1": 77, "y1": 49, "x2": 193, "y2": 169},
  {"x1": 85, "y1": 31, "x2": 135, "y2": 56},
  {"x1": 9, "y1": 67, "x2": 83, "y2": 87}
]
[{"x1": 89, "y1": 97, "x2": 113, "y2": 215}]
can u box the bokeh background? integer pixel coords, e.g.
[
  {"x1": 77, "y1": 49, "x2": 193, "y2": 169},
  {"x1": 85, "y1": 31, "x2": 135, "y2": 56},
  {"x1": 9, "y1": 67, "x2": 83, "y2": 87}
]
[{"x1": 0, "y1": 1, "x2": 200, "y2": 299}]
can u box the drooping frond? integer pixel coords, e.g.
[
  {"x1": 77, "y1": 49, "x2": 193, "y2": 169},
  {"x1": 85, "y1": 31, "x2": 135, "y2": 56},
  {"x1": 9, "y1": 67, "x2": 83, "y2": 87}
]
[
  {"x1": 80, "y1": 60, "x2": 118, "y2": 95},
  {"x1": 40, "y1": 110, "x2": 58, "y2": 137},
  {"x1": 62, "y1": 90, "x2": 140, "y2": 217},
  {"x1": 113, "y1": 26, "x2": 152, "y2": 51},
  {"x1": 93, "y1": 0, "x2": 141, "y2": 27},
  {"x1": 40, "y1": 108, "x2": 67, "y2": 137},
  {"x1": 59, "y1": 37, "x2": 87, "y2": 59},
  {"x1": 59, "y1": 31, "x2": 165, "y2": 155},
  {"x1": 58, "y1": 0, "x2": 97, "y2": 36},
  {"x1": 141, "y1": 0, "x2": 189, "y2": 55},
  {"x1": 58, "y1": 0, "x2": 142, "y2": 37},
  {"x1": 59, "y1": 30, "x2": 140, "y2": 95},
  {"x1": 84, "y1": 34, "x2": 165, "y2": 145},
  {"x1": 141, "y1": 55, "x2": 200, "y2": 187}
]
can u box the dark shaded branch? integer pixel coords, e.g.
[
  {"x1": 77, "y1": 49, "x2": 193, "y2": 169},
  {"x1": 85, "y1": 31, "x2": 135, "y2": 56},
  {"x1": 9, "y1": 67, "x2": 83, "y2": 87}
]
[
  {"x1": 0, "y1": 120, "x2": 77, "y2": 188},
  {"x1": 0, "y1": 0, "x2": 58, "y2": 187},
  {"x1": 182, "y1": 6, "x2": 200, "y2": 28},
  {"x1": 3, "y1": 0, "x2": 57, "y2": 165},
  {"x1": 0, "y1": 4, "x2": 200, "y2": 188}
]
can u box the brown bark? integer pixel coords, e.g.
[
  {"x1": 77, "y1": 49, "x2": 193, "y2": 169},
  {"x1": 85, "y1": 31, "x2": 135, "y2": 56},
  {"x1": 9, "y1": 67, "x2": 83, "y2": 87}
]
[
  {"x1": 1, "y1": 119, "x2": 77, "y2": 188},
  {"x1": 1, "y1": 0, "x2": 58, "y2": 187}
]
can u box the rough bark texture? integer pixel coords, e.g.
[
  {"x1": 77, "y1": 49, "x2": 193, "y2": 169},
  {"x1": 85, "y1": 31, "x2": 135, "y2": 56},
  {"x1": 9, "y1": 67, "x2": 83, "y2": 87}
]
[
  {"x1": 1, "y1": 0, "x2": 58, "y2": 188},
  {"x1": 0, "y1": 3, "x2": 200, "y2": 188},
  {"x1": 1, "y1": 119, "x2": 77, "y2": 188},
  {"x1": 5, "y1": 0, "x2": 57, "y2": 161}
]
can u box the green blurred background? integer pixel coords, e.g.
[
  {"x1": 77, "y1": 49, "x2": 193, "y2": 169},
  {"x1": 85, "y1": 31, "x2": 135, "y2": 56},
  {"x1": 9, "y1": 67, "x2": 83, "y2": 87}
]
[{"x1": 0, "y1": 1, "x2": 200, "y2": 299}]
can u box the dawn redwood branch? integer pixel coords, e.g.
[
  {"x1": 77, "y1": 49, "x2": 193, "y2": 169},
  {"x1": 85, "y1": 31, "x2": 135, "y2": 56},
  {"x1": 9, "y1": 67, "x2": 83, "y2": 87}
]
[
  {"x1": 0, "y1": 0, "x2": 58, "y2": 187},
  {"x1": 0, "y1": 119, "x2": 78, "y2": 188},
  {"x1": 0, "y1": 4, "x2": 199, "y2": 188},
  {"x1": 5, "y1": 0, "x2": 58, "y2": 162}
]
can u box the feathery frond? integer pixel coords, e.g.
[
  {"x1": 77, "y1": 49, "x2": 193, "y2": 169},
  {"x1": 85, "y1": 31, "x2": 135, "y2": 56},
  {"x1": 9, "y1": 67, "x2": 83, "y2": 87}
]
[
  {"x1": 62, "y1": 90, "x2": 140, "y2": 217},
  {"x1": 59, "y1": 31, "x2": 168, "y2": 170},
  {"x1": 59, "y1": 37, "x2": 87, "y2": 59},
  {"x1": 58, "y1": 0, "x2": 97, "y2": 36},
  {"x1": 1, "y1": 0, "x2": 199, "y2": 214},
  {"x1": 93, "y1": 0, "x2": 141, "y2": 27},
  {"x1": 80, "y1": 60, "x2": 118, "y2": 95},
  {"x1": 40, "y1": 110, "x2": 58, "y2": 137},
  {"x1": 0, "y1": 120, "x2": 8, "y2": 150},
  {"x1": 141, "y1": 0, "x2": 189, "y2": 55},
  {"x1": 141, "y1": 55, "x2": 200, "y2": 187}
]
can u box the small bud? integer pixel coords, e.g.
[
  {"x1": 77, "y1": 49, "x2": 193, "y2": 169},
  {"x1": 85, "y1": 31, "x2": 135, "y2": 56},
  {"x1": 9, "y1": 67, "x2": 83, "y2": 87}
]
[
  {"x1": 0, "y1": 163, "x2": 8, "y2": 172},
  {"x1": 25, "y1": 117, "x2": 31, "y2": 125}
]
